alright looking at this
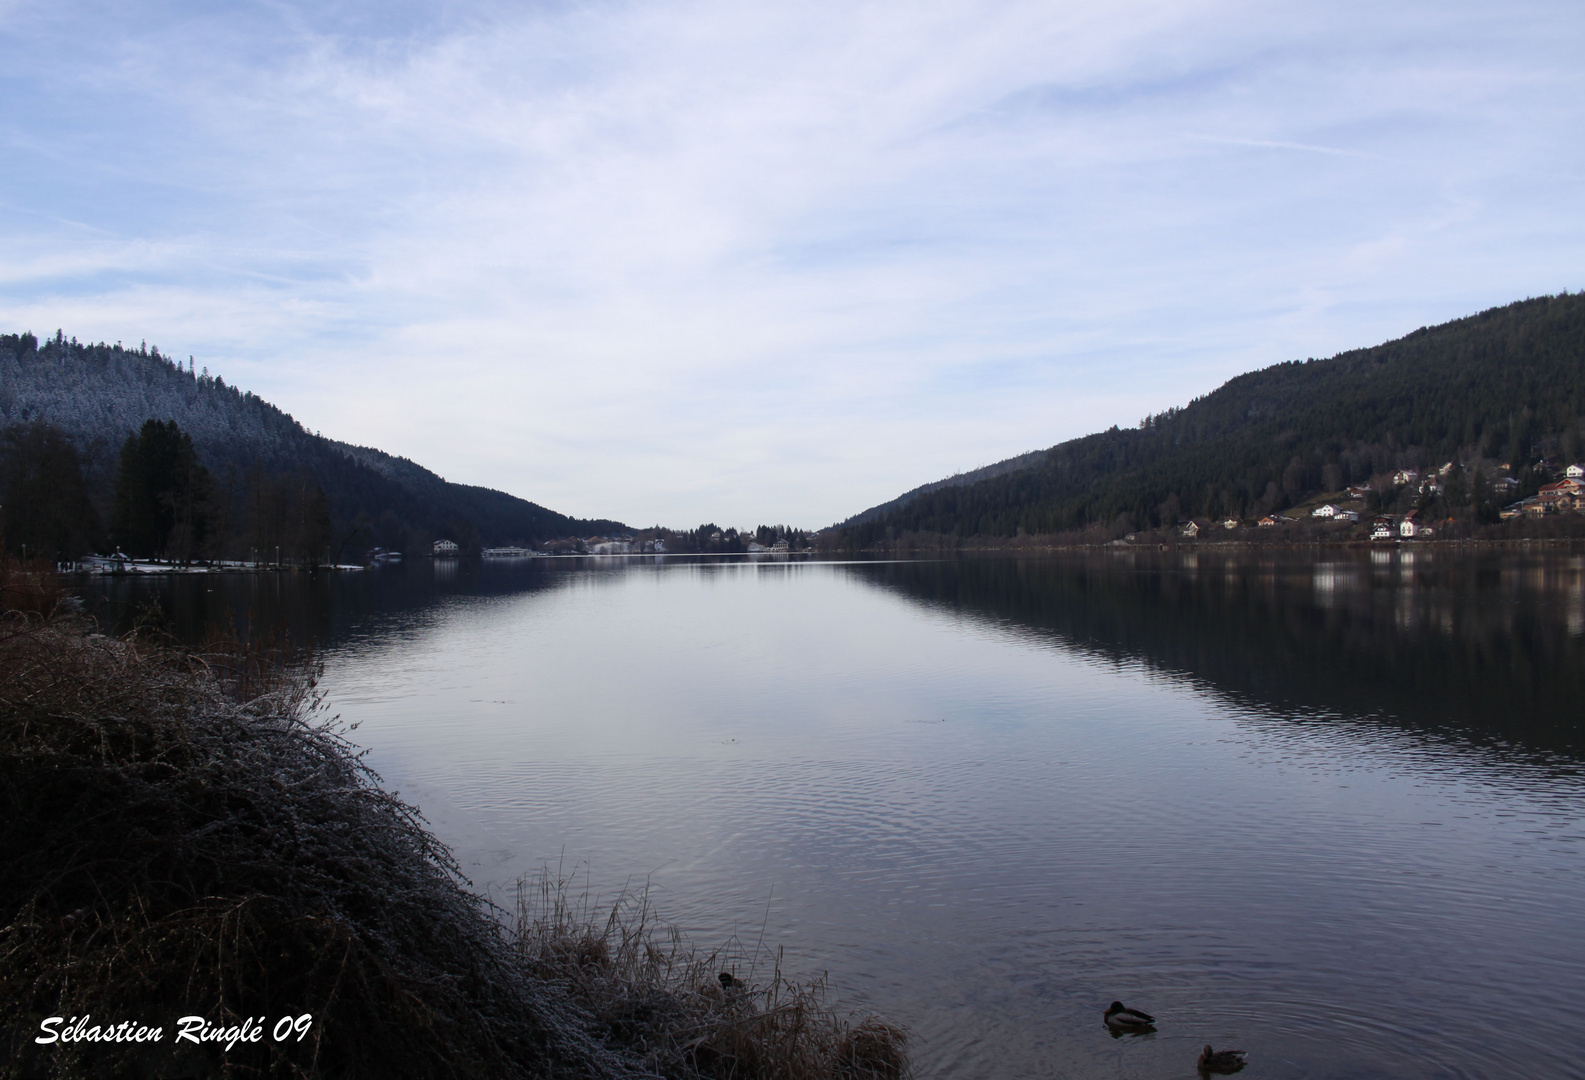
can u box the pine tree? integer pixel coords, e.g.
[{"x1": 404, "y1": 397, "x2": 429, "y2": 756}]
[
  {"x1": 0, "y1": 421, "x2": 101, "y2": 561},
  {"x1": 112, "y1": 419, "x2": 216, "y2": 560}
]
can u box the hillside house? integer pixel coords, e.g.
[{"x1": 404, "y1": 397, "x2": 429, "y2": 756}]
[
  {"x1": 432, "y1": 539, "x2": 459, "y2": 556},
  {"x1": 1569, "y1": 464, "x2": 1585, "y2": 479},
  {"x1": 1400, "y1": 512, "x2": 1422, "y2": 538},
  {"x1": 1221, "y1": 518, "x2": 1240, "y2": 530},
  {"x1": 1311, "y1": 504, "x2": 1342, "y2": 518},
  {"x1": 1179, "y1": 520, "x2": 1200, "y2": 538},
  {"x1": 1538, "y1": 481, "x2": 1585, "y2": 512},
  {"x1": 1393, "y1": 470, "x2": 1419, "y2": 486},
  {"x1": 1371, "y1": 518, "x2": 1396, "y2": 541}
]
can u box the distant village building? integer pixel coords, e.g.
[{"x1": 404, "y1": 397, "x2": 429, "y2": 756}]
[
  {"x1": 1311, "y1": 504, "x2": 1342, "y2": 518},
  {"x1": 1179, "y1": 520, "x2": 1200, "y2": 538},
  {"x1": 1221, "y1": 518, "x2": 1240, "y2": 530},
  {"x1": 1392, "y1": 469, "x2": 1419, "y2": 486},
  {"x1": 432, "y1": 538, "x2": 459, "y2": 556},
  {"x1": 1537, "y1": 479, "x2": 1585, "y2": 512},
  {"x1": 1569, "y1": 464, "x2": 1585, "y2": 479},
  {"x1": 1371, "y1": 517, "x2": 1396, "y2": 541},
  {"x1": 1399, "y1": 511, "x2": 1422, "y2": 538},
  {"x1": 1346, "y1": 485, "x2": 1370, "y2": 501}
]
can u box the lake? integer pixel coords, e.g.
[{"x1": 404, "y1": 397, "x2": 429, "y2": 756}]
[{"x1": 75, "y1": 550, "x2": 1585, "y2": 1079}]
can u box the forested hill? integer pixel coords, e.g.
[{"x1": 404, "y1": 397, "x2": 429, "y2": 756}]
[
  {"x1": 0, "y1": 332, "x2": 625, "y2": 551},
  {"x1": 836, "y1": 292, "x2": 1585, "y2": 542}
]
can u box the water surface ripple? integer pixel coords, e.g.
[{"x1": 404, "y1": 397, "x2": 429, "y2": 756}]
[{"x1": 78, "y1": 551, "x2": 1585, "y2": 1078}]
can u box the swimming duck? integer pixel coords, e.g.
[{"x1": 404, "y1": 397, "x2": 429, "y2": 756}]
[
  {"x1": 1197, "y1": 1045, "x2": 1246, "y2": 1074},
  {"x1": 1103, "y1": 1001, "x2": 1155, "y2": 1030},
  {"x1": 718, "y1": 971, "x2": 744, "y2": 990}
]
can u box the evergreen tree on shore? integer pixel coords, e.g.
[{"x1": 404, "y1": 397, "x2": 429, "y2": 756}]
[
  {"x1": 112, "y1": 419, "x2": 216, "y2": 560},
  {"x1": 0, "y1": 421, "x2": 101, "y2": 561}
]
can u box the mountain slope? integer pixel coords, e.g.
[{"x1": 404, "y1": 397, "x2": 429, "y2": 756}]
[
  {"x1": 837, "y1": 292, "x2": 1585, "y2": 541},
  {"x1": 0, "y1": 332, "x2": 625, "y2": 550}
]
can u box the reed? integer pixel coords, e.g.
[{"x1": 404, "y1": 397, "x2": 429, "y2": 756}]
[
  {"x1": 515, "y1": 870, "x2": 907, "y2": 1079},
  {"x1": 0, "y1": 579, "x2": 906, "y2": 1079}
]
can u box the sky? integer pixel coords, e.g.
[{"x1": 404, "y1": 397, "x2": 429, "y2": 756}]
[{"x1": 1, "y1": 0, "x2": 1582, "y2": 528}]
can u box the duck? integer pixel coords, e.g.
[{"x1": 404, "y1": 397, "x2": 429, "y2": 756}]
[
  {"x1": 1197, "y1": 1045, "x2": 1246, "y2": 1074},
  {"x1": 718, "y1": 971, "x2": 745, "y2": 990},
  {"x1": 1103, "y1": 1001, "x2": 1155, "y2": 1030}
]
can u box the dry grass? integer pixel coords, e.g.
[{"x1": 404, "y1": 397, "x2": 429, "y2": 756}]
[
  {"x1": 0, "y1": 566, "x2": 907, "y2": 1079},
  {"x1": 515, "y1": 872, "x2": 908, "y2": 1080}
]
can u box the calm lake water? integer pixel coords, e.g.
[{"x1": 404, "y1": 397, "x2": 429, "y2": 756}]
[{"x1": 76, "y1": 551, "x2": 1585, "y2": 1079}]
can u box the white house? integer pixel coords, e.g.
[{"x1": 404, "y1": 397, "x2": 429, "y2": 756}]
[
  {"x1": 1371, "y1": 518, "x2": 1396, "y2": 541},
  {"x1": 1311, "y1": 504, "x2": 1342, "y2": 518},
  {"x1": 1568, "y1": 464, "x2": 1585, "y2": 479},
  {"x1": 433, "y1": 539, "x2": 459, "y2": 556},
  {"x1": 1392, "y1": 469, "x2": 1419, "y2": 486}
]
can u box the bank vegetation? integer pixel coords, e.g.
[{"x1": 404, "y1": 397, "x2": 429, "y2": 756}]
[{"x1": 0, "y1": 559, "x2": 906, "y2": 1079}]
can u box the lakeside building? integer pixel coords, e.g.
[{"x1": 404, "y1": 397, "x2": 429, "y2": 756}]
[
  {"x1": 433, "y1": 539, "x2": 459, "y2": 556},
  {"x1": 1400, "y1": 511, "x2": 1433, "y2": 538}
]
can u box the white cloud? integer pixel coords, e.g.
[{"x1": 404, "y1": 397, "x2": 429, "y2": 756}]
[{"x1": 1, "y1": 0, "x2": 1582, "y2": 525}]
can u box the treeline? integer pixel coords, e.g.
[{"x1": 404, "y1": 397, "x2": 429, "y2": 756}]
[
  {"x1": 0, "y1": 332, "x2": 627, "y2": 558},
  {"x1": 664, "y1": 523, "x2": 811, "y2": 554},
  {"x1": 833, "y1": 292, "x2": 1585, "y2": 544},
  {"x1": 0, "y1": 418, "x2": 340, "y2": 564}
]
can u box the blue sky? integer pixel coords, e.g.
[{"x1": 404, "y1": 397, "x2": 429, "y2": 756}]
[{"x1": 2, "y1": 0, "x2": 1582, "y2": 527}]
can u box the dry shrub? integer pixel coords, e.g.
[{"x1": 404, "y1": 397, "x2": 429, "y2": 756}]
[
  {"x1": 0, "y1": 608, "x2": 909, "y2": 1080},
  {"x1": 515, "y1": 872, "x2": 908, "y2": 1079},
  {"x1": 0, "y1": 557, "x2": 64, "y2": 620},
  {"x1": 0, "y1": 614, "x2": 632, "y2": 1079}
]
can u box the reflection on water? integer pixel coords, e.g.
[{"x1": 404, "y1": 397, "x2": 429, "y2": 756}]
[
  {"x1": 73, "y1": 553, "x2": 1585, "y2": 1079},
  {"x1": 851, "y1": 550, "x2": 1585, "y2": 762}
]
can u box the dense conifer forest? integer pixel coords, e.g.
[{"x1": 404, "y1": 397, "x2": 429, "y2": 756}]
[
  {"x1": 835, "y1": 292, "x2": 1585, "y2": 544},
  {"x1": 0, "y1": 333, "x2": 625, "y2": 561}
]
